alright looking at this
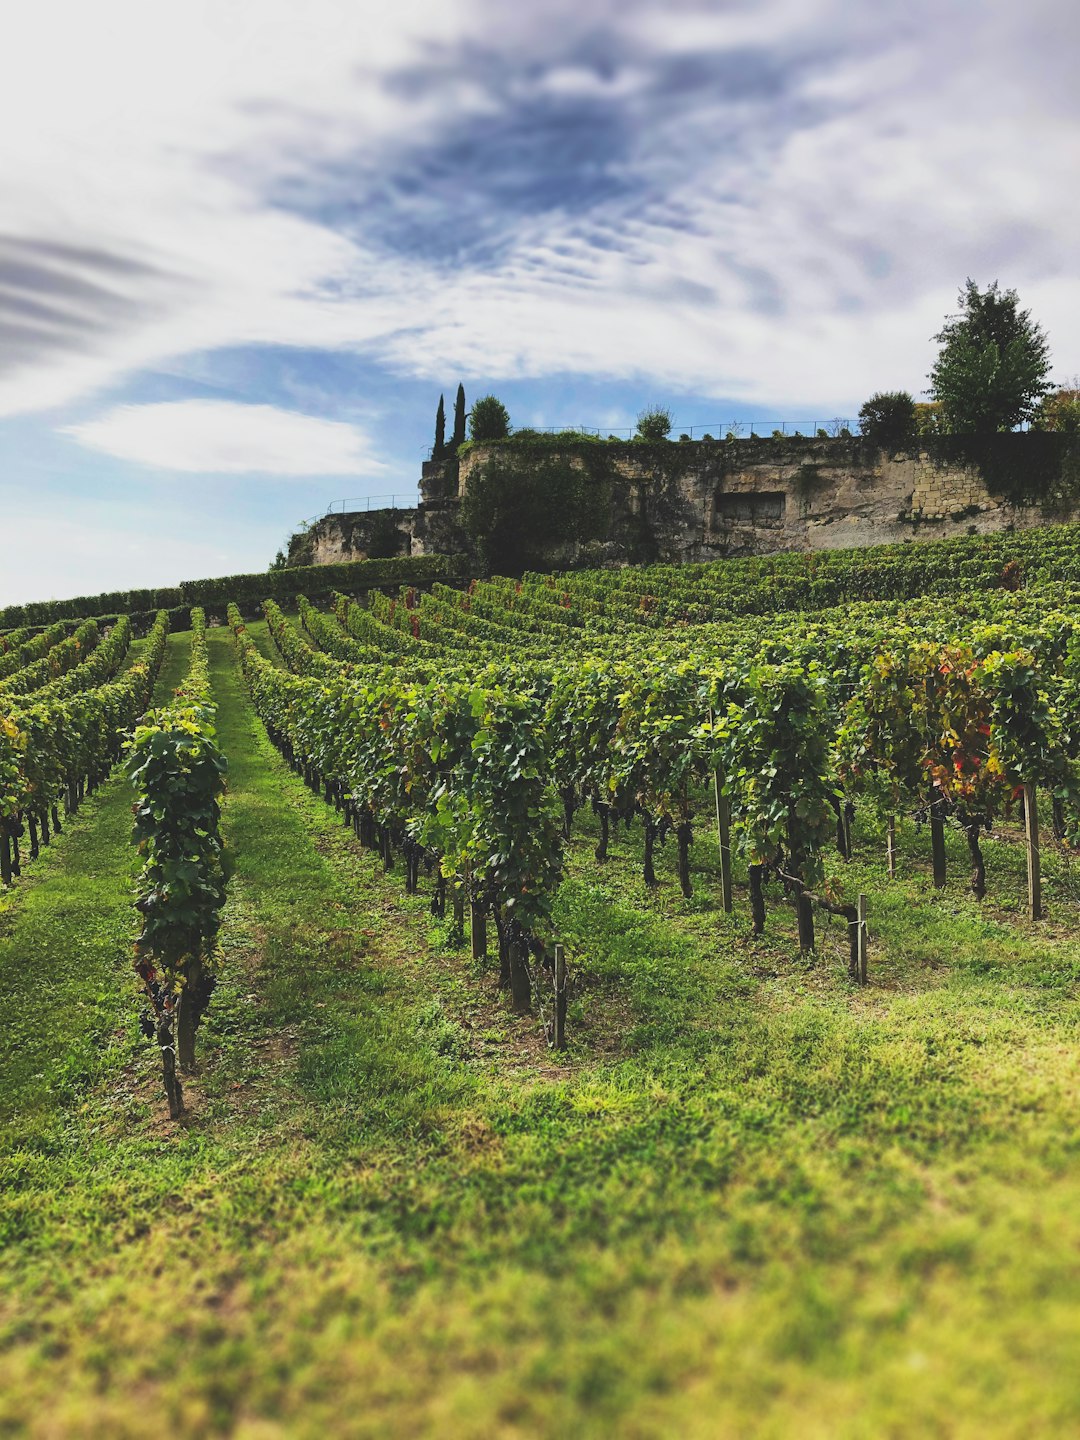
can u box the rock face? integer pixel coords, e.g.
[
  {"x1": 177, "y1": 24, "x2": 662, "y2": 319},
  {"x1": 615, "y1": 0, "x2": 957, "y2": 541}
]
[
  {"x1": 287, "y1": 508, "x2": 419, "y2": 567},
  {"x1": 287, "y1": 434, "x2": 1080, "y2": 570}
]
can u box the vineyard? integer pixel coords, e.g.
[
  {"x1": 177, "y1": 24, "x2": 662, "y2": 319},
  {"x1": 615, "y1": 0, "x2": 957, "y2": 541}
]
[{"x1": 3, "y1": 526, "x2": 1080, "y2": 1435}]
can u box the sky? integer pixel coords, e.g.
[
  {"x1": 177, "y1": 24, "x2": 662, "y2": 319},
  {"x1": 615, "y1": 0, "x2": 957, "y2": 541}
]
[{"x1": 2, "y1": 0, "x2": 1078, "y2": 606}]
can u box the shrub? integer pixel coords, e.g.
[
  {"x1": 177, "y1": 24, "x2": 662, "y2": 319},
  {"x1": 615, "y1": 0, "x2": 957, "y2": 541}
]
[
  {"x1": 469, "y1": 395, "x2": 511, "y2": 443},
  {"x1": 635, "y1": 406, "x2": 673, "y2": 442},
  {"x1": 858, "y1": 391, "x2": 918, "y2": 449}
]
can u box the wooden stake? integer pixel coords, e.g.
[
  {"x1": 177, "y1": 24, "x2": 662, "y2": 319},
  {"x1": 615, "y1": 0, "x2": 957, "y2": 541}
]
[
  {"x1": 887, "y1": 814, "x2": 897, "y2": 879},
  {"x1": 509, "y1": 940, "x2": 531, "y2": 1014},
  {"x1": 930, "y1": 786, "x2": 947, "y2": 890},
  {"x1": 451, "y1": 885, "x2": 465, "y2": 945},
  {"x1": 1024, "y1": 782, "x2": 1042, "y2": 921},
  {"x1": 857, "y1": 893, "x2": 868, "y2": 984},
  {"x1": 470, "y1": 899, "x2": 487, "y2": 959},
  {"x1": 553, "y1": 943, "x2": 567, "y2": 1050},
  {"x1": 714, "y1": 777, "x2": 733, "y2": 914},
  {"x1": 748, "y1": 863, "x2": 766, "y2": 934},
  {"x1": 796, "y1": 889, "x2": 815, "y2": 953},
  {"x1": 177, "y1": 958, "x2": 202, "y2": 1073}
]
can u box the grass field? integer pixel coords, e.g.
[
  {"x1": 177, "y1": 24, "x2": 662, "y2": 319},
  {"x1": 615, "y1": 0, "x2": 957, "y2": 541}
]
[{"x1": 1, "y1": 622, "x2": 1079, "y2": 1437}]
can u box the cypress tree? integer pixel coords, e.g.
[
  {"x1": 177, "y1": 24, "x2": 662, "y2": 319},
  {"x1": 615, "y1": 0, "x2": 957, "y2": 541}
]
[
  {"x1": 433, "y1": 394, "x2": 446, "y2": 460},
  {"x1": 452, "y1": 383, "x2": 467, "y2": 450}
]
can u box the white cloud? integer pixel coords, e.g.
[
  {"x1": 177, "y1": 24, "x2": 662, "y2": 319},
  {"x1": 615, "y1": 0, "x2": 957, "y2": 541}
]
[
  {"x1": 64, "y1": 400, "x2": 386, "y2": 475},
  {"x1": 0, "y1": 0, "x2": 1077, "y2": 422}
]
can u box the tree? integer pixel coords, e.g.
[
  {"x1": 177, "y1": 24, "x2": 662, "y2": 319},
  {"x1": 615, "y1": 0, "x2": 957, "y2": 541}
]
[
  {"x1": 432, "y1": 394, "x2": 446, "y2": 460},
  {"x1": 461, "y1": 453, "x2": 608, "y2": 573},
  {"x1": 469, "y1": 395, "x2": 510, "y2": 443},
  {"x1": 858, "y1": 391, "x2": 917, "y2": 450},
  {"x1": 914, "y1": 401, "x2": 944, "y2": 436},
  {"x1": 929, "y1": 279, "x2": 1052, "y2": 433},
  {"x1": 1033, "y1": 379, "x2": 1080, "y2": 435},
  {"x1": 636, "y1": 405, "x2": 673, "y2": 442},
  {"x1": 451, "y1": 383, "x2": 467, "y2": 450}
]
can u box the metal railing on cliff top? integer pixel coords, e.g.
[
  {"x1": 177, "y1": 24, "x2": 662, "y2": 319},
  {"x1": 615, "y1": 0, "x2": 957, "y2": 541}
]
[{"x1": 301, "y1": 416, "x2": 1035, "y2": 526}]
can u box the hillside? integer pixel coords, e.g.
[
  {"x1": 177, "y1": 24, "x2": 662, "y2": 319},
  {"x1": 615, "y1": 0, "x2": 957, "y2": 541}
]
[{"x1": 2, "y1": 528, "x2": 1080, "y2": 1436}]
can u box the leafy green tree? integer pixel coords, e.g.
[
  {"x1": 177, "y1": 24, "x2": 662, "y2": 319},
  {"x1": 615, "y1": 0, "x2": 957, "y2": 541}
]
[
  {"x1": 432, "y1": 394, "x2": 446, "y2": 459},
  {"x1": 858, "y1": 391, "x2": 917, "y2": 449},
  {"x1": 636, "y1": 405, "x2": 673, "y2": 442},
  {"x1": 1033, "y1": 381, "x2": 1080, "y2": 435},
  {"x1": 929, "y1": 279, "x2": 1052, "y2": 433},
  {"x1": 461, "y1": 454, "x2": 607, "y2": 573},
  {"x1": 914, "y1": 401, "x2": 944, "y2": 436},
  {"x1": 469, "y1": 394, "x2": 511, "y2": 443},
  {"x1": 451, "y1": 383, "x2": 467, "y2": 450}
]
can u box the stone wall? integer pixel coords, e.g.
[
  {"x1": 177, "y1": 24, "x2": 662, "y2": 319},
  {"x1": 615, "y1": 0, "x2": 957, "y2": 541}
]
[{"x1": 286, "y1": 434, "x2": 1080, "y2": 572}]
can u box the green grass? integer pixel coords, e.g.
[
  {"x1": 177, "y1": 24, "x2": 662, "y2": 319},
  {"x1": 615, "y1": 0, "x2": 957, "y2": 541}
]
[{"x1": 1, "y1": 623, "x2": 1078, "y2": 1437}]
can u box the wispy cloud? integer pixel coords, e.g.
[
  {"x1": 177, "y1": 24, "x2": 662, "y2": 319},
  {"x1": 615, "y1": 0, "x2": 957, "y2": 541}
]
[
  {"x1": 64, "y1": 400, "x2": 386, "y2": 475},
  {"x1": 1, "y1": 0, "x2": 1078, "y2": 423}
]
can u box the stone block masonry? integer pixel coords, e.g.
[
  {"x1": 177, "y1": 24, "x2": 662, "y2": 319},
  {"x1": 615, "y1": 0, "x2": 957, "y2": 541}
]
[{"x1": 287, "y1": 434, "x2": 1080, "y2": 572}]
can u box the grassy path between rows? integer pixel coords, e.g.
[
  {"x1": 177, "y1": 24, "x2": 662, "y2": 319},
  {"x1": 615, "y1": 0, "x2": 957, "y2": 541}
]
[{"x1": 1, "y1": 623, "x2": 1079, "y2": 1437}]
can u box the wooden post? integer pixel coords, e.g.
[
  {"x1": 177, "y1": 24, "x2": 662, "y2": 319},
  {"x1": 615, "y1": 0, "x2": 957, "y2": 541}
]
[
  {"x1": 748, "y1": 864, "x2": 766, "y2": 935},
  {"x1": 930, "y1": 786, "x2": 947, "y2": 890},
  {"x1": 1024, "y1": 783, "x2": 1042, "y2": 922},
  {"x1": 470, "y1": 899, "x2": 487, "y2": 959},
  {"x1": 857, "y1": 893, "x2": 868, "y2": 984},
  {"x1": 177, "y1": 958, "x2": 202, "y2": 1073},
  {"x1": 796, "y1": 889, "x2": 815, "y2": 953},
  {"x1": 451, "y1": 886, "x2": 465, "y2": 944},
  {"x1": 158, "y1": 1017, "x2": 183, "y2": 1120},
  {"x1": 509, "y1": 939, "x2": 531, "y2": 1014},
  {"x1": 887, "y1": 815, "x2": 897, "y2": 879},
  {"x1": 714, "y1": 775, "x2": 733, "y2": 914},
  {"x1": 553, "y1": 943, "x2": 567, "y2": 1050}
]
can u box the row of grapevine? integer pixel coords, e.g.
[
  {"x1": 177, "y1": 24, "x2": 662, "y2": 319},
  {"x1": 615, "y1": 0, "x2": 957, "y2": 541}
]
[
  {"x1": 283, "y1": 587, "x2": 1080, "y2": 962},
  {"x1": 14, "y1": 616, "x2": 134, "y2": 704},
  {"x1": 0, "y1": 618, "x2": 101, "y2": 697},
  {"x1": 0, "y1": 611, "x2": 169, "y2": 886},
  {"x1": 231, "y1": 603, "x2": 566, "y2": 1025},
  {"x1": 128, "y1": 609, "x2": 227, "y2": 1118},
  {"x1": 0, "y1": 554, "x2": 467, "y2": 630},
  {"x1": 0, "y1": 621, "x2": 66, "y2": 681},
  {"x1": 529, "y1": 522, "x2": 1080, "y2": 624}
]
